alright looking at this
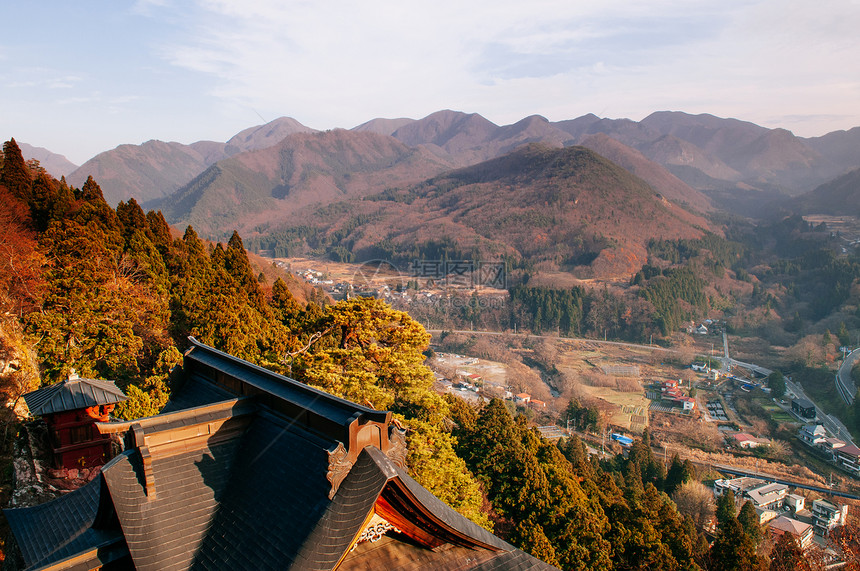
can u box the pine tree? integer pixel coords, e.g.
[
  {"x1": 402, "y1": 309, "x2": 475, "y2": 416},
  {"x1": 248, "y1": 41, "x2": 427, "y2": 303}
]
[{"x1": 709, "y1": 517, "x2": 764, "y2": 571}]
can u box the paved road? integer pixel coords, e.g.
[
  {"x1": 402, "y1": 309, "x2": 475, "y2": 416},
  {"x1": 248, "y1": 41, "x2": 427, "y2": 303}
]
[
  {"x1": 783, "y1": 376, "x2": 856, "y2": 446},
  {"x1": 836, "y1": 348, "x2": 860, "y2": 405}
]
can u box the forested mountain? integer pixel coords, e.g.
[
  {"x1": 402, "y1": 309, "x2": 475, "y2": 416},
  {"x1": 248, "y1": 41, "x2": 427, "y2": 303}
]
[
  {"x1": 239, "y1": 143, "x2": 713, "y2": 279},
  {"x1": 17, "y1": 142, "x2": 77, "y2": 178},
  {"x1": 785, "y1": 167, "x2": 860, "y2": 217},
  {"x1": 154, "y1": 129, "x2": 457, "y2": 240}
]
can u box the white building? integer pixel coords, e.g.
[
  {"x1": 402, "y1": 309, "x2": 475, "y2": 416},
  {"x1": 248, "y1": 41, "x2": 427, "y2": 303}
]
[
  {"x1": 798, "y1": 424, "x2": 827, "y2": 446},
  {"x1": 811, "y1": 499, "x2": 848, "y2": 537}
]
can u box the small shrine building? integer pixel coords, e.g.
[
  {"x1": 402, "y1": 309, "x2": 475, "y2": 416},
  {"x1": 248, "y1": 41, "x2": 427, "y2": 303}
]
[{"x1": 22, "y1": 372, "x2": 127, "y2": 469}]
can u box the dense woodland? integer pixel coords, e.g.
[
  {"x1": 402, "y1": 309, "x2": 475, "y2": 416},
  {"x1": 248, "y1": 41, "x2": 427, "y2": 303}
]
[{"x1": 1, "y1": 137, "x2": 858, "y2": 569}]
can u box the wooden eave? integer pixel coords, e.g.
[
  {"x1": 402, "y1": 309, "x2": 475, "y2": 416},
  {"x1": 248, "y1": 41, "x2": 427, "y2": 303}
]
[{"x1": 183, "y1": 338, "x2": 395, "y2": 465}]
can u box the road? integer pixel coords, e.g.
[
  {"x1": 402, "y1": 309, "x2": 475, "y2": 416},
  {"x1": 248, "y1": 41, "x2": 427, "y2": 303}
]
[
  {"x1": 836, "y1": 348, "x2": 860, "y2": 405},
  {"x1": 712, "y1": 464, "x2": 860, "y2": 500},
  {"x1": 781, "y1": 375, "x2": 856, "y2": 446}
]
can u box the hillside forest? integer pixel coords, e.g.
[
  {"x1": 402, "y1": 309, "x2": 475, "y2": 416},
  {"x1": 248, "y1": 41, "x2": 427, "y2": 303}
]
[{"x1": 1, "y1": 137, "x2": 859, "y2": 569}]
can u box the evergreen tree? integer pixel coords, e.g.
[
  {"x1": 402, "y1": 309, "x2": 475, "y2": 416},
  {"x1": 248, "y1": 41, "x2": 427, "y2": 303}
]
[
  {"x1": 715, "y1": 491, "x2": 736, "y2": 526},
  {"x1": 768, "y1": 371, "x2": 786, "y2": 399},
  {"x1": 709, "y1": 517, "x2": 764, "y2": 571},
  {"x1": 1, "y1": 138, "x2": 32, "y2": 201},
  {"x1": 737, "y1": 500, "x2": 761, "y2": 544}
]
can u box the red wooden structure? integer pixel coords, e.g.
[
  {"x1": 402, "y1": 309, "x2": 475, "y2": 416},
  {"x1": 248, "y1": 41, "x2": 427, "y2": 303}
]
[{"x1": 23, "y1": 371, "x2": 127, "y2": 469}]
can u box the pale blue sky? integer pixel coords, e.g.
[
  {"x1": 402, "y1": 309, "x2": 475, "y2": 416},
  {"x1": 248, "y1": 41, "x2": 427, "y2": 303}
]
[{"x1": 3, "y1": 0, "x2": 859, "y2": 165}]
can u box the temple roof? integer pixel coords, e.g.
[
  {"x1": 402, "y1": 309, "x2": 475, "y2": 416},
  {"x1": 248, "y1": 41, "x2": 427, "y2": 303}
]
[
  {"x1": 5, "y1": 339, "x2": 558, "y2": 571},
  {"x1": 23, "y1": 373, "x2": 127, "y2": 416}
]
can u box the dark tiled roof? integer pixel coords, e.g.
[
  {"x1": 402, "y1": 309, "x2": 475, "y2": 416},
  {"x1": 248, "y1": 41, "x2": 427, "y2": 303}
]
[
  {"x1": 190, "y1": 412, "x2": 336, "y2": 569},
  {"x1": 184, "y1": 338, "x2": 390, "y2": 440},
  {"x1": 792, "y1": 398, "x2": 814, "y2": 409},
  {"x1": 471, "y1": 550, "x2": 560, "y2": 571},
  {"x1": 23, "y1": 377, "x2": 127, "y2": 416},
  {"x1": 3, "y1": 477, "x2": 127, "y2": 570},
  {"x1": 159, "y1": 373, "x2": 234, "y2": 413},
  {"x1": 7, "y1": 339, "x2": 559, "y2": 571},
  {"x1": 101, "y1": 436, "x2": 242, "y2": 571}
]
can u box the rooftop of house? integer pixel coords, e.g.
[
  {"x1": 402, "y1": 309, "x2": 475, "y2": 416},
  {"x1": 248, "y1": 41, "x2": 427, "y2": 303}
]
[
  {"x1": 770, "y1": 516, "x2": 812, "y2": 536},
  {"x1": 5, "y1": 338, "x2": 556, "y2": 571},
  {"x1": 746, "y1": 483, "x2": 788, "y2": 506},
  {"x1": 836, "y1": 444, "x2": 860, "y2": 458},
  {"x1": 793, "y1": 398, "x2": 815, "y2": 409},
  {"x1": 22, "y1": 372, "x2": 128, "y2": 416}
]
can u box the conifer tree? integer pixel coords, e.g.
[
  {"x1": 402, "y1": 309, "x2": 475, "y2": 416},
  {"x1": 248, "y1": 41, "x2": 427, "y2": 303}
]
[
  {"x1": 716, "y1": 490, "x2": 736, "y2": 526},
  {"x1": 737, "y1": 500, "x2": 761, "y2": 544},
  {"x1": 1, "y1": 138, "x2": 32, "y2": 201}
]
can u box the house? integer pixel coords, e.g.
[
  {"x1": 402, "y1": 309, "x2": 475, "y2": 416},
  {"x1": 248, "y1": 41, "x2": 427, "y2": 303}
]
[
  {"x1": 732, "y1": 433, "x2": 766, "y2": 449},
  {"x1": 696, "y1": 324, "x2": 708, "y2": 335},
  {"x1": 785, "y1": 494, "x2": 805, "y2": 513},
  {"x1": 529, "y1": 399, "x2": 546, "y2": 410},
  {"x1": 791, "y1": 398, "x2": 816, "y2": 419},
  {"x1": 755, "y1": 507, "x2": 779, "y2": 525},
  {"x1": 514, "y1": 393, "x2": 531, "y2": 404},
  {"x1": 811, "y1": 499, "x2": 849, "y2": 537},
  {"x1": 713, "y1": 477, "x2": 764, "y2": 498},
  {"x1": 835, "y1": 444, "x2": 860, "y2": 474},
  {"x1": 819, "y1": 437, "x2": 846, "y2": 458},
  {"x1": 678, "y1": 397, "x2": 696, "y2": 411},
  {"x1": 745, "y1": 482, "x2": 788, "y2": 510},
  {"x1": 22, "y1": 371, "x2": 127, "y2": 469},
  {"x1": 769, "y1": 516, "x2": 814, "y2": 550},
  {"x1": 4, "y1": 338, "x2": 556, "y2": 571},
  {"x1": 798, "y1": 424, "x2": 827, "y2": 446}
]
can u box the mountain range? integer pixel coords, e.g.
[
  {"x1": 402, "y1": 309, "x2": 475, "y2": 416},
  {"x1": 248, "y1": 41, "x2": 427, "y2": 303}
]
[
  {"x1": 16, "y1": 109, "x2": 860, "y2": 278},
  {"x1": 18, "y1": 110, "x2": 858, "y2": 209}
]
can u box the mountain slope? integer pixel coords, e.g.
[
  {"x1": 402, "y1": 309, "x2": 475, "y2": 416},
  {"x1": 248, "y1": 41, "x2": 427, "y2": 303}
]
[
  {"x1": 157, "y1": 129, "x2": 457, "y2": 239},
  {"x1": 786, "y1": 167, "x2": 860, "y2": 216},
  {"x1": 578, "y1": 133, "x2": 712, "y2": 212},
  {"x1": 68, "y1": 140, "x2": 217, "y2": 205},
  {"x1": 274, "y1": 144, "x2": 713, "y2": 279},
  {"x1": 19, "y1": 142, "x2": 78, "y2": 178},
  {"x1": 68, "y1": 117, "x2": 316, "y2": 205}
]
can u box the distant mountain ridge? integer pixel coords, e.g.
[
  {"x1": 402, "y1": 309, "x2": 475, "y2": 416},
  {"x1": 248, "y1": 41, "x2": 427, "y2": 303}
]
[
  {"x1": 155, "y1": 129, "x2": 455, "y2": 239},
  {"x1": 56, "y1": 109, "x2": 860, "y2": 209},
  {"x1": 67, "y1": 117, "x2": 317, "y2": 205},
  {"x1": 18, "y1": 142, "x2": 78, "y2": 178}
]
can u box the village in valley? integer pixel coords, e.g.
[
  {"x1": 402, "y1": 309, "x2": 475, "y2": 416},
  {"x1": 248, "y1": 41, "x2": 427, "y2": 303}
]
[{"x1": 274, "y1": 254, "x2": 860, "y2": 558}]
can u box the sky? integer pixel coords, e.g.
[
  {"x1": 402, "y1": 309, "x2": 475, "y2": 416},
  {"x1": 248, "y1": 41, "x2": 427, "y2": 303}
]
[{"x1": 2, "y1": 0, "x2": 859, "y2": 165}]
